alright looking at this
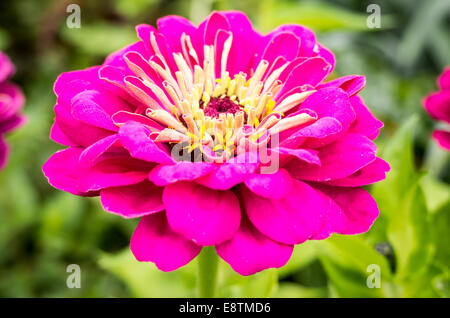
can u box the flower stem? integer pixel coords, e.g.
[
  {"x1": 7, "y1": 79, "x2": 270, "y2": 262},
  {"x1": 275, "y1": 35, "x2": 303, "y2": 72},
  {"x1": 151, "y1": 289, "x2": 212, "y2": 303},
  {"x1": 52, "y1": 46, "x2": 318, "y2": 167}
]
[{"x1": 197, "y1": 246, "x2": 219, "y2": 298}]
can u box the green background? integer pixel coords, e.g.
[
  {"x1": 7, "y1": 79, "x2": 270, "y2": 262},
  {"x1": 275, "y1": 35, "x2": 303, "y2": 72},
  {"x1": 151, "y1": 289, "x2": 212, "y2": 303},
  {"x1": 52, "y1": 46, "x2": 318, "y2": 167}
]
[{"x1": 0, "y1": 0, "x2": 448, "y2": 297}]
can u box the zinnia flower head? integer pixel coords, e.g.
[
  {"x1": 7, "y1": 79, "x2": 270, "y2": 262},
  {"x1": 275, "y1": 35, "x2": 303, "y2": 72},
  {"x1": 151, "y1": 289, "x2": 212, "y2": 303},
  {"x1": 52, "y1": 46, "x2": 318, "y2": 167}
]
[
  {"x1": 0, "y1": 51, "x2": 25, "y2": 170},
  {"x1": 423, "y1": 67, "x2": 450, "y2": 151},
  {"x1": 43, "y1": 11, "x2": 389, "y2": 275}
]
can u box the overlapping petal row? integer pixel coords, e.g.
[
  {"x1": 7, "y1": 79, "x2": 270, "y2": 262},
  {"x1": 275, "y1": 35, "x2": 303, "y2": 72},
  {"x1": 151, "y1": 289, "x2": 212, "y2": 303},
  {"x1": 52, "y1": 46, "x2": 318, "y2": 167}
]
[
  {"x1": 0, "y1": 52, "x2": 25, "y2": 170},
  {"x1": 43, "y1": 11, "x2": 389, "y2": 275},
  {"x1": 423, "y1": 67, "x2": 450, "y2": 151}
]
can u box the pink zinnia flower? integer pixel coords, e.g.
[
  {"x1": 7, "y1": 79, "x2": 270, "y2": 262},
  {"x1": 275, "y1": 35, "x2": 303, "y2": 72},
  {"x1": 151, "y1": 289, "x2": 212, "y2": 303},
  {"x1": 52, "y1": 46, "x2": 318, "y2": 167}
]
[
  {"x1": 0, "y1": 51, "x2": 25, "y2": 170},
  {"x1": 43, "y1": 11, "x2": 389, "y2": 275},
  {"x1": 423, "y1": 67, "x2": 450, "y2": 151}
]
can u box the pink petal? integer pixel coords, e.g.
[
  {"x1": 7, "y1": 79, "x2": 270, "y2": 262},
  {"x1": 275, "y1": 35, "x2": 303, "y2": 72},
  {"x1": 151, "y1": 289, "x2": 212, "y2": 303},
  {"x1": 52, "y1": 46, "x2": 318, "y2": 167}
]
[
  {"x1": 317, "y1": 75, "x2": 365, "y2": 96},
  {"x1": 287, "y1": 133, "x2": 377, "y2": 182},
  {"x1": 0, "y1": 83, "x2": 25, "y2": 119},
  {"x1": 78, "y1": 155, "x2": 154, "y2": 192},
  {"x1": 324, "y1": 157, "x2": 390, "y2": 187},
  {"x1": 314, "y1": 43, "x2": 335, "y2": 72},
  {"x1": 49, "y1": 121, "x2": 78, "y2": 146},
  {"x1": 112, "y1": 111, "x2": 164, "y2": 132},
  {"x1": 100, "y1": 181, "x2": 164, "y2": 218},
  {"x1": 79, "y1": 134, "x2": 119, "y2": 167},
  {"x1": 149, "y1": 161, "x2": 216, "y2": 186},
  {"x1": 54, "y1": 102, "x2": 113, "y2": 147},
  {"x1": 242, "y1": 179, "x2": 327, "y2": 245},
  {"x1": 0, "y1": 52, "x2": 15, "y2": 83},
  {"x1": 433, "y1": 129, "x2": 450, "y2": 151},
  {"x1": 130, "y1": 212, "x2": 201, "y2": 271},
  {"x1": 279, "y1": 57, "x2": 332, "y2": 96},
  {"x1": 42, "y1": 147, "x2": 87, "y2": 195},
  {"x1": 438, "y1": 67, "x2": 450, "y2": 90},
  {"x1": 222, "y1": 10, "x2": 261, "y2": 76},
  {"x1": 156, "y1": 15, "x2": 201, "y2": 56},
  {"x1": 260, "y1": 32, "x2": 300, "y2": 66},
  {"x1": 348, "y1": 95, "x2": 383, "y2": 139},
  {"x1": 0, "y1": 137, "x2": 9, "y2": 170},
  {"x1": 0, "y1": 115, "x2": 25, "y2": 134},
  {"x1": 281, "y1": 117, "x2": 342, "y2": 149},
  {"x1": 163, "y1": 182, "x2": 241, "y2": 246},
  {"x1": 196, "y1": 153, "x2": 258, "y2": 190},
  {"x1": 268, "y1": 24, "x2": 316, "y2": 57},
  {"x1": 244, "y1": 168, "x2": 294, "y2": 199},
  {"x1": 299, "y1": 87, "x2": 356, "y2": 131},
  {"x1": 201, "y1": 11, "x2": 230, "y2": 46},
  {"x1": 423, "y1": 91, "x2": 450, "y2": 124},
  {"x1": 119, "y1": 121, "x2": 175, "y2": 164},
  {"x1": 312, "y1": 184, "x2": 379, "y2": 237},
  {"x1": 216, "y1": 216, "x2": 293, "y2": 276}
]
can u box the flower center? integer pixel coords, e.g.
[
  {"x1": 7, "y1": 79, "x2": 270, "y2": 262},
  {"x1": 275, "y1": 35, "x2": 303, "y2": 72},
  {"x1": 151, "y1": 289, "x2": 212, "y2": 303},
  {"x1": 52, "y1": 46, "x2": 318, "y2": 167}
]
[{"x1": 203, "y1": 96, "x2": 243, "y2": 118}]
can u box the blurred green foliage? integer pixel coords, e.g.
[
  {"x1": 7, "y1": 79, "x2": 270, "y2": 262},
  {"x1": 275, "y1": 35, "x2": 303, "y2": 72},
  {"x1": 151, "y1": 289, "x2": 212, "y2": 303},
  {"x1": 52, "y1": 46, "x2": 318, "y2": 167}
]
[{"x1": 0, "y1": 0, "x2": 448, "y2": 297}]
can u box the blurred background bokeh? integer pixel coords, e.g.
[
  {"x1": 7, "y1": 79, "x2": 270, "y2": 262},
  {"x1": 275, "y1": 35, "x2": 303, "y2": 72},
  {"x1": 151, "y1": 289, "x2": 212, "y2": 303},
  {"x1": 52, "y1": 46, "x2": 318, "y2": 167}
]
[{"x1": 0, "y1": 0, "x2": 448, "y2": 297}]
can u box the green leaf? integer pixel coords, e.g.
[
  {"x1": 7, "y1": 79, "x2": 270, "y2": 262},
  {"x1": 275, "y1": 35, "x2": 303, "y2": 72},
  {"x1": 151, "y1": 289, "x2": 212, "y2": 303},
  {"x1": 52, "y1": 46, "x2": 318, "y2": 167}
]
[
  {"x1": 60, "y1": 23, "x2": 138, "y2": 57},
  {"x1": 99, "y1": 249, "x2": 197, "y2": 297},
  {"x1": 430, "y1": 201, "x2": 450, "y2": 267},
  {"x1": 387, "y1": 181, "x2": 433, "y2": 279},
  {"x1": 420, "y1": 175, "x2": 450, "y2": 214},
  {"x1": 277, "y1": 240, "x2": 319, "y2": 279},
  {"x1": 273, "y1": 283, "x2": 328, "y2": 298},
  {"x1": 258, "y1": 0, "x2": 395, "y2": 33},
  {"x1": 372, "y1": 116, "x2": 419, "y2": 218},
  {"x1": 218, "y1": 261, "x2": 278, "y2": 298},
  {"x1": 317, "y1": 235, "x2": 394, "y2": 298}
]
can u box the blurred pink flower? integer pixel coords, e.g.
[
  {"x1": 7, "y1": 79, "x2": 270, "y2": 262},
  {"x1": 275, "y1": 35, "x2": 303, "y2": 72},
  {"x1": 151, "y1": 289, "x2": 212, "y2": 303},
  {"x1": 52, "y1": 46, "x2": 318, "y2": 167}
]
[
  {"x1": 0, "y1": 52, "x2": 25, "y2": 170},
  {"x1": 43, "y1": 11, "x2": 389, "y2": 275},
  {"x1": 423, "y1": 67, "x2": 450, "y2": 150}
]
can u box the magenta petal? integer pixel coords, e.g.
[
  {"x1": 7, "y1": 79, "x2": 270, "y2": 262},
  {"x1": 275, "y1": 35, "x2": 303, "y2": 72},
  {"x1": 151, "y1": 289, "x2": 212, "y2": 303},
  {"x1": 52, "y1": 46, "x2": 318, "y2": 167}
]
[
  {"x1": 50, "y1": 121, "x2": 77, "y2": 146},
  {"x1": 100, "y1": 181, "x2": 164, "y2": 218},
  {"x1": 299, "y1": 87, "x2": 356, "y2": 131},
  {"x1": 130, "y1": 212, "x2": 201, "y2": 271},
  {"x1": 79, "y1": 134, "x2": 119, "y2": 167},
  {"x1": 312, "y1": 185, "x2": 379, "y2": 236},
  {"x1": 288, "y1": 133, "x2": 377, "y2": 182},
  {"x1": 163, "y1": 182, "x2": 241, "y2": 246},
  {"x1": 281, "y1": 117, "x2": 342, "y2": 149},
  {"x1": 438, "y1": 67, "x2": 450, "y2": 90},
  {"x1": 0, "y1": 115, "x2": 25, "y2": 134},
  {"x1": 0, "y1": 137, "x2": 9, "y2": 170},
  {"x1": 270, "y1": 24, "x2": 316, "y2": 57},
  {"x1": 325, "y1": 157, "x2": 390, "y2": 187},
  {"x1": 221, "y1": 10, "x2": 261, "y2": 76},
  {"x1": 348, "y1": 95, "x2": 383, "y2": 139},
  {"x1": 272, "y1": 147, "x2": 321, "y2": 165},
  {"x1": 78, "y1": 156, "x2": 152, "y2": 192},
  {"x1": 433, "y1": 130, "x2": 450, "y2": 150},
  {"x1": 261, "y1": 32, "x2": 300, "y2": 65},
  {"x1": 196, "y1": 153, "x2": 258, "y2": 190},
  {"x1": 242, "y1": 179, "x2": 326, "y2": 245},
  {"x1": 157, "y1": 15, "x2": 201, "y2": 55},
  {"x1": 423, "y1": 91, "x2": 450, "y2": 124},
  {"x1": 314, "y1": 44, "x2": 335, "y2": 72},
  {"x1": 149, "y1": 161, "x2": 216, "y2": 186},
  {"x1": 0, "y1": 52, "x2": 15, "y2": 83},
  {"x1": 318, "y1": 75, "x2": 365, "y2": 96},
  {"x1": 202, "y1": 11, "x2": 230, "y2": 46},
  {"x1": 42, "y1": 147, "x2": 85, "y2": 195},
  {"x1": 279, "y1": 57, "x2": 332, "y2": 97},
  {"x1": 216, "y1": 216, "x2": 293, "y2": 276},
  {"x1": 119, "y1": 121, "x2": 175, "y2": 164},
  {"x1": 244, "y1": 168, "x2": 294, "y2": 199}
]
